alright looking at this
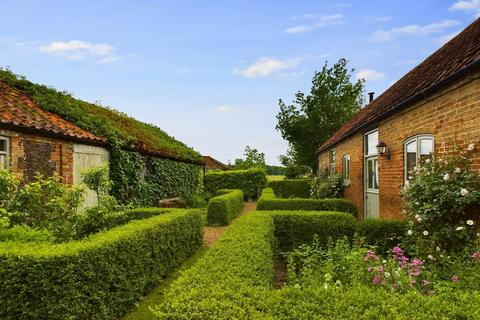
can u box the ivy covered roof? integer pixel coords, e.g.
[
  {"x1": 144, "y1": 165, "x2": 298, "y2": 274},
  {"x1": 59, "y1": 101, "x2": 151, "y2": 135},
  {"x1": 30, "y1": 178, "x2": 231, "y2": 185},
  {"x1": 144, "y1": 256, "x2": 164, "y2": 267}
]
[{"x1": 0, "y1": 69, "x2": 202, "y2": 163}]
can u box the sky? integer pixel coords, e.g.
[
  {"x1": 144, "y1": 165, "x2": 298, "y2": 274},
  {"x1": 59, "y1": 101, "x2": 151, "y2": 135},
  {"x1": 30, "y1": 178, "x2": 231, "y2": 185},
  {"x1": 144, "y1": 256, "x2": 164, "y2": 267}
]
[{"x1": 1, "y1": 1, "x2": 479, "y2": 165}]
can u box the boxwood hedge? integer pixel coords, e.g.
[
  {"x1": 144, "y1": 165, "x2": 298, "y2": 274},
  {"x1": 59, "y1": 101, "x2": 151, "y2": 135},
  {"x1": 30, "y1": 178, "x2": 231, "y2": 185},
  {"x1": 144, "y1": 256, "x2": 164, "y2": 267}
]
[
  {"x1": 0, "y1": 208, "x2": 203, "y2": 320},
  {"x1": 267, "y1": 179, "x2": 311, "y2": 198},
  {"x1": 207, "y1": 189, "x2": 244, "y2": 226},
  {"x1": 204, "y1": 168, "x2": 267, "y2": 199},
  {"x1": 257, "y1": 188, "x2": 357, "y2": 216},
  {"x1": 153, "y1": 211, "x2": 480, "y2": 319}
]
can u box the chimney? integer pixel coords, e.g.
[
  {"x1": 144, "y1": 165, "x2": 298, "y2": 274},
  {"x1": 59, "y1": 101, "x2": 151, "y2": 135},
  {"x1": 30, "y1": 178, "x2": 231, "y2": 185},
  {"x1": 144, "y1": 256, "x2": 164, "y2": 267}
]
[{"x1": 368, "y1": 92, "x2": 375, "y2": 104}]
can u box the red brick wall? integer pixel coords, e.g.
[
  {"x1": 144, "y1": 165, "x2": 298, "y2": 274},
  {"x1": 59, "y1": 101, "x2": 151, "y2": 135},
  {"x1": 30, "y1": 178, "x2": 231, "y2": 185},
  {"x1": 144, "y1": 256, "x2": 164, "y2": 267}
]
[
  {"x1": 1, "y1": 129, "x2": 74, "y2": 185},
  {"x1": 319, "y1": 71, "x2": 480, "y2": 220}
]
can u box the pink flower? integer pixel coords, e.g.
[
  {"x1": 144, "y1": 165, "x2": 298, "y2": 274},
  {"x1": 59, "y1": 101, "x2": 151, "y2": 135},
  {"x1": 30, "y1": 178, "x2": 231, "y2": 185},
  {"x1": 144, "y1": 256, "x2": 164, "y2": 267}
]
[
  {"x1": 411, "y1": 258, "x2": 424, "y2": 267},
  {"x1": 367, "y1": 267, "x2": 374, "y2": 272},
  {"x1": 451, "y1": 275, "x2": 459, "y2": 283},
  {"x1": 365, "y1": 250, "x2": 379, "y2": 261},
  {"x1": 392, "y1": 246, "x2": 403, "y2": 255},
  {"x1": 373, "y1": 275, "x2": 383, "y2": 285},
  {"x1": 422, "y1": 280, "x2": 430, "y2": 286},
  {"x1": 472, "y1": 252, "x2": 480, "y2": 263}
]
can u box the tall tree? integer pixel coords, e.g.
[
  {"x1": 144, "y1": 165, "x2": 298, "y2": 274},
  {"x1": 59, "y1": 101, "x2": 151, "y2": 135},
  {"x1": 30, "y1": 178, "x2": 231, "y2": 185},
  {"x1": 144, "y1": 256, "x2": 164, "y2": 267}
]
[
  {"x1": 234, "y1": 146, "x2": 266, "y2": 170},
  {"x1": 276, "y1": 58, "x2": 364, "y2": 173}
]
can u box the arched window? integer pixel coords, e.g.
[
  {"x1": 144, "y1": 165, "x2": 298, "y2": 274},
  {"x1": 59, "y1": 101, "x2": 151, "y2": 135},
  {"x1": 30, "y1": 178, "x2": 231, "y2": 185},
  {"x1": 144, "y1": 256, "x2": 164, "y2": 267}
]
[
  {"x1": 329, "y1": 149, "x2": 336, "y2": 175},
  {"x1": 404, "y1": 135, "x2": 434, "y2": 182},
  {"x1": 342, "y1": 154, "x2": 350, "y2": 184}
]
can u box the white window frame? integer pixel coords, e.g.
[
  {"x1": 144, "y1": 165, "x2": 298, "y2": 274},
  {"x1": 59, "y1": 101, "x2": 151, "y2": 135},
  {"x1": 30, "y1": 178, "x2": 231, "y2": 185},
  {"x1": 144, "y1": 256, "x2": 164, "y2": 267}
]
[
  {"x1": 0, "y1": 135, "x2": 10, "y2": 170},
  {"x1": 342, "y1": 154, "x2": 351, "y2": 186},
  {"x1": 329, "y1": 148, "x2": 336, "y2": 176},
  {"x1": 403, "y1": 134, "x2": 434, "y2": 183}
]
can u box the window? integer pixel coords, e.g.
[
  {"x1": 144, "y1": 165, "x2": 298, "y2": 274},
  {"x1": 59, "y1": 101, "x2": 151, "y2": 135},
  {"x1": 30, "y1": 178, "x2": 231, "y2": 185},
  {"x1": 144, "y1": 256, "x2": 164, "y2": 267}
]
[
  {"x1": 404, "y1": 135, "x2": 434, "y2": 182},
  {"x1": 365, "y1": 130, "x2": 379, "y2": 156},
  {"x1": 329, "y1": 149, "x2": 336, "y2": 175},
  {"x1": 342, "y1": 155, "x2": 350, "y2": 186},
  {"x1": 0, "y1": 136, "x2": 9, "y2": 169},
  {"x1": 321, "y1": 161, "x2": 327, "y2": 177}
]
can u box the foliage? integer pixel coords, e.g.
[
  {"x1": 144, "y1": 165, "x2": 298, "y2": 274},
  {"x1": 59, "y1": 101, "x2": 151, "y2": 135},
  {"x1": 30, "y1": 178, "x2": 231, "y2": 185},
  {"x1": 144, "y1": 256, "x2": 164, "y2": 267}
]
[
  {"x1": 276, "y1": 58, "x2": 364, "y2": 172},
  {"x1": 234, "y1": 146, "x2": 266, "y2": 170},
  {"x1": 82, "y1": 164, "x2": 113, "y2": 205},
  {"x1": 257, "y1": 188, "x2": 356, "y2": 216},
  {"x1": 278, "y1": 149, "x2": 310, "y2": 178},
  {"x1": 311, "y1": 173, "x2": 344, "y2": 199},
  {"x1": 267, "y1": 178, "x2": 311, "y2": 198},
  {"x1": 204, "y1": 168, "x2": 267, "y2": 199},
  {"x1": 0, "y1": 224, "x2": 55, "y2": 243},
  {"x1": 206, "y1": 189, "x2": 244, "y2": 226},
  {"x1": 0, "y1": 169, "x2": 19, "y2": 208},
  {"x1": 0, "y1": 208, "x2": 203, "y2": 320},
  {"x1": 154, "y1": 211, "x2": 480, "y2": 319},
  {"x1": 401, "y1": 143, "x2": 480, "y2": 254},
  {"x1": 265, "y1": 165, "x2": 285, "y2": 176},
  {"x1": 356, "y1": 219, "x2": 407, "y2": 255},
  {"x1": 0, "y1": 68, "x2": 201, "y2": 163}
]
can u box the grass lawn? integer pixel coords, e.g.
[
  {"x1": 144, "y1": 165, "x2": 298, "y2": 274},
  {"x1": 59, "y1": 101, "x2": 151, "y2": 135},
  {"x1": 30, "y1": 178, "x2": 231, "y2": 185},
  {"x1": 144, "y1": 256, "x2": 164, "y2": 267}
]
[
  {"x1": 266, "y1": 175, "x2": 285, "y2": 182},
  {"x1": 121, "y1": 246, "x2": 209, "y2": 320}
]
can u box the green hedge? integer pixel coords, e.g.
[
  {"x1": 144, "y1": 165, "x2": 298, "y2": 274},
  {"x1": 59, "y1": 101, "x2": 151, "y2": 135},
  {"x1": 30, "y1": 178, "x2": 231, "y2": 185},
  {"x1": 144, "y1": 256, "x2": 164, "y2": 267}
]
[
  {"x1": 0, "y1": 208, "x2": 203, "y2": 320},
  {"x1": 257, "y1": 188, "x2": 357, "y2": 216},
  {"x1": 153, "y1": 211, "x2": 479, "y2": 319},
  {"x1": 357, "y1": 219, "x2": 407, "y2": 255},
  {"x1": 204, "y1": 168, "x2": 267, "y2": 199},
  {"x1": 207, "y1": 189, "x2": 244, "y2": 226},
  {"x1": 267, "y1": 179, "x2": 311, "y2": 198}
]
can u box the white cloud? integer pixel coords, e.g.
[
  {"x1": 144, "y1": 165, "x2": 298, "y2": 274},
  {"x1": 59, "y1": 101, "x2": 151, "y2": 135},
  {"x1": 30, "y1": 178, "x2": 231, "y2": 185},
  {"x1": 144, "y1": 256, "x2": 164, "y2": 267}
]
[
  {"x1": 451, "y1": 0, "x2": 480, "y2": 16},
  {"x1": 369, "y1": 19, "x2": 461, "y2": 42},
  {"x1": 215, "y1": 105, "x2": 237, "y2": 113},
  {"x1": 435, "y1": 30, "x2": 461, "y2": 45},
  {"x1": 233, "y1": 57, "x2": 300, "y2": 78},
  {"x1": 38, "y1": 40, "x2": 120, "y2": 63},
  {"x1": 285, "y1": 14, "x2": 345, "y2": 34},
  {"x1": 356, "y1": 69, "x2": 385, "y2": 82}
]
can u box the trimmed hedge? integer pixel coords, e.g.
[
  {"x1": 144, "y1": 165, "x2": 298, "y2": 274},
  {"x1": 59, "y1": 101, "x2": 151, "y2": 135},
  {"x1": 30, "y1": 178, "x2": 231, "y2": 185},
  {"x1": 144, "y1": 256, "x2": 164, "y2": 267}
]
[
  {"x1": 267, "y1": 179, "x2": 311, "y2": 198},
  {"x1": 207, "y1": 189, "x2": 244, "y2": 226},
  {"x1": 0, "y1": 208, "x2": 203, "y2": 320},
  {"x1": 204, "y1": 168, "x2": 267, "y2": 199},
  {"x1": 257, "y1": 188, "x2": 357, "y2": 216},
  {"x1": 357, "y1": 219, "x2": 407, "y2": 255},
  {"x1": 153, "y1": 211, "x2": 479, "y2": 319}
]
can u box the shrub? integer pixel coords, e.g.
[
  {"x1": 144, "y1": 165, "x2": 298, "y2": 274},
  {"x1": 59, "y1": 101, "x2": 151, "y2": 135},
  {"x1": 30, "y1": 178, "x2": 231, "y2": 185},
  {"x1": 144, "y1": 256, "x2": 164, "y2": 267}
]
[
  {"x1": 0, "y1": 224, "x2": 55, "y2": 243},
  {"x1": 257, "y1": 188, "x2": 357, "y2": 216},
  {"x1": 204, "y1": 168, "x2": 267, "y2": 199},
  {"x1": 206, "y1": 189, "x2": 244, "y2": 226},
  {"x1": 357, "y1": 219, "x2": 407, "y2": 255},
  {"x1": 311, "y1": 173, "x2": 344, "y2": 199},
  {"x1": 0, "y1": 208, "x2": 203, "y2": 320},
  {"x1": 401, "y1": 143, "x2": 480, "y2": 254},
  {"x1": 267, "y1": 179, "x2": 311, "y2": 198}
]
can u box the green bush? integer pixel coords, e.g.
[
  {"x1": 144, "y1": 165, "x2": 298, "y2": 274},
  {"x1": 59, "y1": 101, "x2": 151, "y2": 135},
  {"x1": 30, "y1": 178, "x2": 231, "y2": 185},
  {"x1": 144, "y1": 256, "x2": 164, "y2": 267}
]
[
  {"x1": 257, "y1": 188, "x2": 357, "y2": 216},
  {"x1": 311, "y1": 173, "x2": 344, "y2": 199},
  {"x1": 0, "y1": 225, "x2": 55, "y2": 243},
  {"x1": 267, "y1": 179, "x2": 311, "y2": 198},
  {"x1": 153, "y1": 210, "x2": 480, "y2": 319},
  {"x1": 0, "y1": 208, "x2": 203, "y2": 320},
  {"x1": 204, "y1": 168, "x2": 267, "y2": 199},
  {"x1": 206, "y1": 189, "x2": 244, "y2": 226},
  {"x1": 356, "y1": 219, "x2": 407, "y2": 255}
]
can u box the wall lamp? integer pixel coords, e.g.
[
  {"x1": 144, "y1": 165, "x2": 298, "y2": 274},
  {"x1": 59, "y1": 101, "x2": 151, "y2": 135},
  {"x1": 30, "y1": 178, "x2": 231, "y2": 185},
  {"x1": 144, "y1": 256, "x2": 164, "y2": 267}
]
[{"x1": 376, "y1": 141, "x2": 391, "y2": 160}]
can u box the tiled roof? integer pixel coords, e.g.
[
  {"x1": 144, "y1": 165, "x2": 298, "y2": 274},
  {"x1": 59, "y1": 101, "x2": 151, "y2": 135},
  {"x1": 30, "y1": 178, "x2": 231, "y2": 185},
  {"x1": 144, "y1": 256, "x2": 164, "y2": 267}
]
[
  {"x1": 0, "y1": 81, "x2": 106, "y2": 143},
  {"x1": 318, "y1": 18, "x2": 480, "y2": 152},
  {"x1": 203, "y1": 155, "x2": 229, "y2": 170}
]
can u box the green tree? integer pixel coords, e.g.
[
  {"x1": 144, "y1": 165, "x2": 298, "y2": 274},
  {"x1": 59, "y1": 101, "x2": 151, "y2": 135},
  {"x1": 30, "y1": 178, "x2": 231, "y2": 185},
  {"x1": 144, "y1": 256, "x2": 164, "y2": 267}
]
[
  {"x1": 276, "y1": 58, "x2": 364, "y2": 173},
  {"x1": 234, "y1": 146, "x2": 266, "y2": 170},
  {"x1": 278, "y1": 149, "x2": 310, "y2": 179}
]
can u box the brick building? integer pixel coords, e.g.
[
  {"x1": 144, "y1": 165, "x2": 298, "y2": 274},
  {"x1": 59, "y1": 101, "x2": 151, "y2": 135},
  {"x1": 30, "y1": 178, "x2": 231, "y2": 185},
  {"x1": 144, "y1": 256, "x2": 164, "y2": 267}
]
[
  {"x1": 202, "y1": 155, "x2": 230, "y2": 171},
  {"x1": 317, "y1": 18, "x2": 480, "y2": 220}
]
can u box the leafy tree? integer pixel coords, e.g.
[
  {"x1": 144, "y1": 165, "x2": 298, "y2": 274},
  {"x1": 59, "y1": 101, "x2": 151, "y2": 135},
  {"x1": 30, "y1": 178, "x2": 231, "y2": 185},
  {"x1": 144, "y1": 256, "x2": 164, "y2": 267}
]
[
  {"x1": 276, "y1": 58, "x2": 364, "y2": 173},
  {"x1": 234, "y1": 146, "x2": 266, "y2": 170},
  {"x1": 278, "y1": 149, "x2": 310, "y2": 179}
]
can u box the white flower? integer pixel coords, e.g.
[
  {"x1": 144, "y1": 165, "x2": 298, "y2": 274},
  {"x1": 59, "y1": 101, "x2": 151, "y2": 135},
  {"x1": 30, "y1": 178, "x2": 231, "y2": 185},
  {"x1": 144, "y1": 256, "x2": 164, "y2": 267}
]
[
  {"x1": 436, "y1": 247, "x2": 441, "y2": 252},
  {"x1": 467, "y1": 143, "x2": 475, "y2": 151},
  {"x1": 423, "y1": 231, "x2": 429, "y2": 236},
  {"x1": 415, "y1": 202, "x2": 420, "y2": 206},
  {"x1": 467, "y1": 220, "x2": 474, "y2": 226},
  {"x1": 443, "y1": 173, "x2": 450, "y2": 181},
  {"x1": 407, "y1": 229, "x2": 413, "y2": 235},
  {"x1": 455, "y1": 167, "x2": 461, "y2": 173},
  {"x1": 417, "y1": 217, "x2": 422, "y2": 222},
  {"x1": 415, "y1": 214, "x2": 420, "y2": 219},
  {"x1": 456, "y1": 226, "x2": 465, "y2": 231},
  {"x1": 384, "y1": 272, "x2": 391, "y2": 278},
  {"x1": 428, "y1": 255, "x2": 434, "y2": 260},
  {"x1": 425, "y1": 159, "x2": 431, "y2": 164},
  {"x1": 460, "y1": 188, "x2": 469, "y2": 196},
  {"x1": 382, "y1": 260, "x2": 387, "y2": 264},
  {"x1": 405, "y1": 180, "x2": 410, "y2": 188}
]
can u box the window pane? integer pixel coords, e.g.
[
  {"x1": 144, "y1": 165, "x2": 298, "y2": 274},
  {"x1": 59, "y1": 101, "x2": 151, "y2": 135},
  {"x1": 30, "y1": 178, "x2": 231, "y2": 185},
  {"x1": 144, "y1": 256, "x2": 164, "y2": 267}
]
[
  {"x1": 0, "y1": 155, "x2": 5, "y2": 169},
  {"x1": 367, "y1": 159, "x2": 378, "y2": 190},
  {"x1": 406, "y1": 141, "x2": 417, "y2": 179},
  {"x1": 374, "y1": 159, "x2": 378, "y2": 189},
  {"x1": 420, "y1": 139, "x2": 433, "y2": 160},
  {"x1": 0, "y1": 139, "x2": 6, "y2": 153},
  {"x1": 366, "y1": 131, "x2": 378, "y2": 155}
]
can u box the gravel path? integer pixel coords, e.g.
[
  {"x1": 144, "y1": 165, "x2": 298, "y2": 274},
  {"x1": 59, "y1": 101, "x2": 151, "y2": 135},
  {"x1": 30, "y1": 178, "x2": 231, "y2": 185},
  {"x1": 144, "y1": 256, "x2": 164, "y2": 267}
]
[{"x1": 203, "y1": 201, "x2": 256, "y2": 247}]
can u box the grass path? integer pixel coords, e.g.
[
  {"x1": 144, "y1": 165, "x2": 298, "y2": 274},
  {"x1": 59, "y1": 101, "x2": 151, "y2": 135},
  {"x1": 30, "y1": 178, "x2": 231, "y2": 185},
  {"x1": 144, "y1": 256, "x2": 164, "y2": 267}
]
[{"x1": 121, "y1": 201, "x2": 257, "y2": 320}]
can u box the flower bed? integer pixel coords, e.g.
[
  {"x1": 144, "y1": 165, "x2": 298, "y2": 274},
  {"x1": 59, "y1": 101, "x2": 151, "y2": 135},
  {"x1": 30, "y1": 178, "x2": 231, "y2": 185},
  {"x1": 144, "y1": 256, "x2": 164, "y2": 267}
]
[
  {"x1": 153, "y1": 210, "x2": 480, "y2": 319},
  {"x1": 257, "y1": 188, "x2": 357, "y2": 216},
  {"x1": 0, "y1": 208, "x2": 203, "y2": 320}
]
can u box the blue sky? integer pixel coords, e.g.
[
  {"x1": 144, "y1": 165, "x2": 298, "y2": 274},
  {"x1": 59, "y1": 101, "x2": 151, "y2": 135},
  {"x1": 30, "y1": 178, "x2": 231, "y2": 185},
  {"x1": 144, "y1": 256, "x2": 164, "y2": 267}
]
[{"x1": 1, "y1": 1, "x2": 479, "y2": 165}]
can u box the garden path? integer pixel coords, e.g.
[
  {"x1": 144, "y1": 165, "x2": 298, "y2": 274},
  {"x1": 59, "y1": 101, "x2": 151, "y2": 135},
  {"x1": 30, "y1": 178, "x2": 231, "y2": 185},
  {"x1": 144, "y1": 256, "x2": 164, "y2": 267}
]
[{"x1": 203, "y1": 201, "x2": 257, "y2": 247}]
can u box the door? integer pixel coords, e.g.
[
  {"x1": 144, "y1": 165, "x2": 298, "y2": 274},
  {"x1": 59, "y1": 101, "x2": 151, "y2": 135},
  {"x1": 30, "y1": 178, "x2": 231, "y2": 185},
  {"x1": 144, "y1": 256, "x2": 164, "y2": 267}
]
[
  {"x1": 364, "y1": 130, "x2": 379, "y2": 219},
  {"x1": 365, "y1": 156, "x2": 379, "y2": 218}
]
